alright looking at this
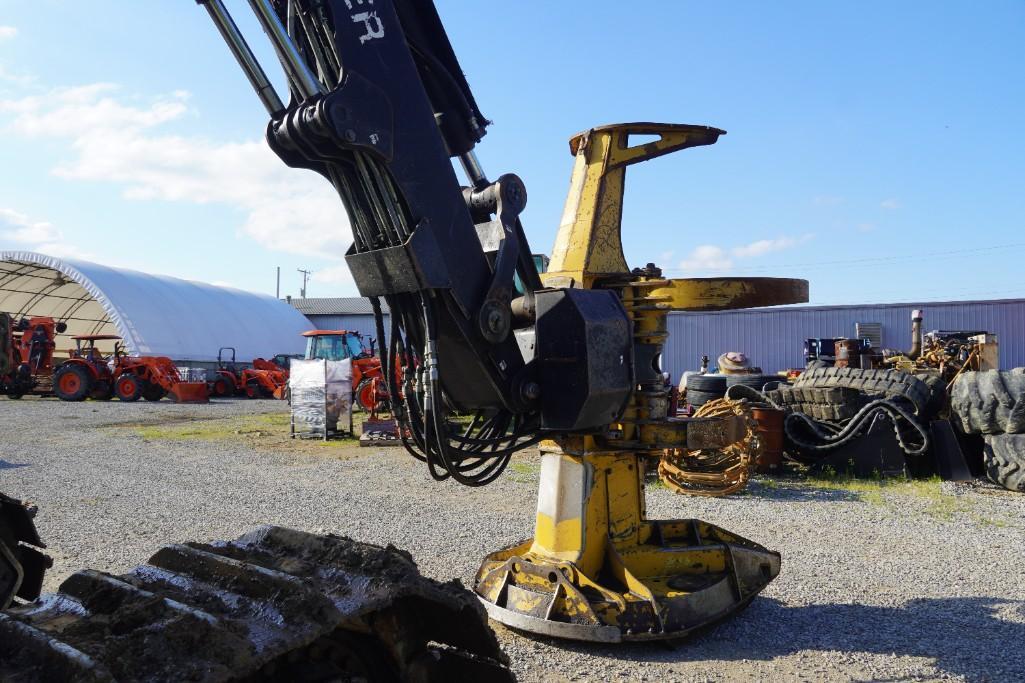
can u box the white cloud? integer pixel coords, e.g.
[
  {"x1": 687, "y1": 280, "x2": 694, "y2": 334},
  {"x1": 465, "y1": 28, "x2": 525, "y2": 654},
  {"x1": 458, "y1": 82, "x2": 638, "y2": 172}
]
[
  {"x1": 880, "y1": 198, "x2": 901, "y2": 210},
  {"x1": 857, "y1": 222, "x2": 876, "y2": 233},
  {"x1": 680, "y1": 245, "x2": 733, "y2": 271},
  {"x1": 731, "y1": 235, "x2": 812, "y2": 259},
  {"x1": 0, "y1": 208, "x2": 62, "y2": 244},
  {"x1": 0, "y1": 65, "x2": 35, "y2": 87},
  {"x1": 312, "y1": 264, "x2": 355, "y2": 285},
  {"x1": 0, "y1": 26, "x2": 17, "y2": 41},
  {"x1": 678, "y1": 234, "x2": 815, "y2": 274},
  {"x1": 0, "y1": 207, "x2": 94, "y2": 259},
  {"x1": 0, "y1": 82, "x2": 353, "y2": 262}
]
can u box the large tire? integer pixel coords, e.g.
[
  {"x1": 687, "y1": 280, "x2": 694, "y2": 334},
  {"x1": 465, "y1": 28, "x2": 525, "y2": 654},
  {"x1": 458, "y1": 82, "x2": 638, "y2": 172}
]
[
  {"x1": 212, "y1": 374, "x2": 235, "y2": 397},
  {"x1": 115, "y1": 374, "x2": 143, "y2": 402},
  {"x1": 90, "y1": 380, "x2": 113, "y2": 401},
  {"x1": 246, "y1": 378, "x2": 270, "y2": 399},
  {"x1": 686, "y1": 374, "x2": 728, "y2": 394},
  {"x1": 685, "y1": 389, "x2": 721, "y2": 408},
  {"x1": 950, "y1": 370, "x2": 1025, "y2": 435},
  {"x1": 915, "y1": 372, "x2": 947, "y2": 418},
  {"x1": 53, "y1": 365, "x2": 91, "y2": 402},
  {"x1": 142, "y1": 382, "x2": 166, "y2": 402},
  {"x1": 355, "y1": 377, "x2": 385, "y2": 412},
  {"x1": 982, "y1": 434, "x2": 1025, "y2": 492}
]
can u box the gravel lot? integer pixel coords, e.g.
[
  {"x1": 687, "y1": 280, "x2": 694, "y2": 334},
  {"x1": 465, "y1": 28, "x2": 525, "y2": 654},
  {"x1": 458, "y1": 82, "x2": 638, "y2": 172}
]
[{"x1": 2, "y1": 398, "x2": 1023, "y2": 682}]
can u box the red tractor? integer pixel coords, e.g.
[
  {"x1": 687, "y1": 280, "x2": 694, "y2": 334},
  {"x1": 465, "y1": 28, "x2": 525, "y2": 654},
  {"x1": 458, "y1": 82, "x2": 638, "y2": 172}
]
[
  {"x1": 1, "y1": 314, "x2": 68, "y2": 398},
  {"x1": 302, "y1": 330, "x2": 388, "y2": 412},
  {"x1": 51, "y1": 335, "x2": 117, "y2": 401},
  {"x1": 53, "y1": 335, "x2": 208, "y2": 403},
  {"x1": 209, "y1": 347, "x2": 286, "y2": 399}
]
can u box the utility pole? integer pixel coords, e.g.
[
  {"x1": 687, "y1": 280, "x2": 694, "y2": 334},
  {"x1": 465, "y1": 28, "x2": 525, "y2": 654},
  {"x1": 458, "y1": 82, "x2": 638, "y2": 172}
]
[
  {"x1": 297, "y1": 268, "x2": 312, "y2": 298},
  {"x1": 276, "y1": 266, "x2": 281, "y2": 299}
]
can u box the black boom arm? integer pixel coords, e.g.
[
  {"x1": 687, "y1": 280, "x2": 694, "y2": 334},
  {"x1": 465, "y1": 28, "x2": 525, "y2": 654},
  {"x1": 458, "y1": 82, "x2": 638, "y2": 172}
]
[{"x1": 198, "y1": 0, "x2": 549, "y2": 484}]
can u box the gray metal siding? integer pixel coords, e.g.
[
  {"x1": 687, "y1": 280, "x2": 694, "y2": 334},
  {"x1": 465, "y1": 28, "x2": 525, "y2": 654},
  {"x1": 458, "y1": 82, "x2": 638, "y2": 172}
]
[
  {"x1": 306, "y1": 314, "x2": 389, "y2": 343},
  {"x1": 309, "y1": 301, "x2": 1025, "y2": 381},
  {"x1": 665, "y1": 300, "x2": 1025, "y2": 377}
]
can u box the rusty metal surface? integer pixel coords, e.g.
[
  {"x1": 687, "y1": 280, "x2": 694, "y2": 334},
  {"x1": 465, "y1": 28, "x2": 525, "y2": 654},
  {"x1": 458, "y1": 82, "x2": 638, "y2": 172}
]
[
  {"x1": 0, "y1": 526, "x2": 513, "y2": 682},
  {"x1": 660, "y1": 399, "x2": 762, "y2": 497},
  {"x1": 652, "y1": 277, "x2": 809, "y2": 311}
]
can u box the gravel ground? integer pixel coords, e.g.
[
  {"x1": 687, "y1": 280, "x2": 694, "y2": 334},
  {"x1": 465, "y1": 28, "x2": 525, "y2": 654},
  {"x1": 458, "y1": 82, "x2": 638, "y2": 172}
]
[{"x1": 2, "y1": 398, "x2": 1024, "y2": 682}]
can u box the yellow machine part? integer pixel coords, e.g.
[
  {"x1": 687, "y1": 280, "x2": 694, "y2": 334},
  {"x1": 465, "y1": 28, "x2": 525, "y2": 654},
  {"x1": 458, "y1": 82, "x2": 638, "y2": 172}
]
[{"x1": 475, "y1": 123, "x2": 806, "y2": 641}]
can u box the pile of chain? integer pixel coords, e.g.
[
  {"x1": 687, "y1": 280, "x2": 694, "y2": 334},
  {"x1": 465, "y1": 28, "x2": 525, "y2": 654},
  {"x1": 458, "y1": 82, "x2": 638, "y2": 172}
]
[{"x1": 658, "y1": 397, "x2": 762, "y2": 496}]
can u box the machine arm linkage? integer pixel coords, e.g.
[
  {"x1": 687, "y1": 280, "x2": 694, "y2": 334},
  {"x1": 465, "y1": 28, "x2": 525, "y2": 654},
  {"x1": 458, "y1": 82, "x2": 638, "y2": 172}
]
[{"x1": 197, "y1": 0, "x2": 562, "y2": 485}]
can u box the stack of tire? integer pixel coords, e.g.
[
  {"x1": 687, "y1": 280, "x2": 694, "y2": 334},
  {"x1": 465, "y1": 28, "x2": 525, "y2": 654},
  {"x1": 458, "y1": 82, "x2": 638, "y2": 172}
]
[
  {"x1": 951, "y1": 370, "x2": 1025, "y2": 492},
  {"x1": 685, "y1": 374, "x2": 783, "y2": 408},
  {"x1": 683, "y1": 374, "x2": 726, "y2": 408}
]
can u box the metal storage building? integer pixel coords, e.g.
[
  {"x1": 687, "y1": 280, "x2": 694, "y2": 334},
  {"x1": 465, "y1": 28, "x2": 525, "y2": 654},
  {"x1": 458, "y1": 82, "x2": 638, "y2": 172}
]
[
  {"x1": 289, "y1": 297, "x2": 390, "y2": 340},
  {"x1": 665, "y1": 298, "x2": 1025, "y2": 378},
  {"x1": 290, "y1": 296, "x2": 1025, "y2": 379},
  {"x1": 0, "y1": 251, "x2": 313, "y2": 363}
]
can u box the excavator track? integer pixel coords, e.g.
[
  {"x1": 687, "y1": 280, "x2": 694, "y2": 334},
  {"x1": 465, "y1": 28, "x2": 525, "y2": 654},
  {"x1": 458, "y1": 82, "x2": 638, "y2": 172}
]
[{"x1": 0, "y1": 526, "x2": 514, "y2": 682}]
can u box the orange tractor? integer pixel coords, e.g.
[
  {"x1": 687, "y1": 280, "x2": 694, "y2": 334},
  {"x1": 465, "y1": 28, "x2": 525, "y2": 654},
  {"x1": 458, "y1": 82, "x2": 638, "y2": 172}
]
[
  {"x1": 52, "y1": 335, "x2": 208, "y2": 403},
  {"x1": 302, "y1": 330, "x2": 388, "y2": 412},
  {"x1": 208, "y1": 347, "x2": 287, "y2": 399},
  {"x1": 1, "y1": 314, "x2": 67, "y2": 398}
]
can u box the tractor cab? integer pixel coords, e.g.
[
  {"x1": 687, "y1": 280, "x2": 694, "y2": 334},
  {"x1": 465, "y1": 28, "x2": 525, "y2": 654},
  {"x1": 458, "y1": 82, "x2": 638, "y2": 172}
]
[
  {"x1": 68, "y1": 335, "x2": 120, "y2": 369},
  {"x1": 302, "y1": 330, "x2": 387, "y2": 413},
  {"x1": 303, "y1": 331, "x2": 372, "y2": 362}
]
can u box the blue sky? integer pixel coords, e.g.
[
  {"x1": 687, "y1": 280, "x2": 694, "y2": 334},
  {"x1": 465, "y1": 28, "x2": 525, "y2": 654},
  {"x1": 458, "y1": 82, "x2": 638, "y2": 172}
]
[{"x1": 0, "y1": 1, "x2": 1022, "y2": 304}]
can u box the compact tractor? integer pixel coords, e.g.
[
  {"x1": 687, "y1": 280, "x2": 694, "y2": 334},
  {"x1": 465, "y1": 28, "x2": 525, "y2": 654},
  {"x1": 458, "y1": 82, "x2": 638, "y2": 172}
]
[
  {"x1": 303, "y1": 330, "x2": 387, "y2": 411},
  {"x1": 52, "y1": 335, "x2": 208, "y2": 403},
  {"x1": 0, "y1": 314, "x2": 67, "y2": 398},
  {"x1": 209, "y1": 347, "x2": 287, "y2": 399}
]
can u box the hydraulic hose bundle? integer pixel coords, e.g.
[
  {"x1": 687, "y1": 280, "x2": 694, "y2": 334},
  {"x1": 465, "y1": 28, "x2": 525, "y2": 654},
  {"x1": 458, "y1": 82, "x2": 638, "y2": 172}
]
[
  {"x1": 198, "y1": 0, "x2": 546, "y2": 486},
  {"x1": 374, "y1": 293, "x2": 543, "y2": 487}
]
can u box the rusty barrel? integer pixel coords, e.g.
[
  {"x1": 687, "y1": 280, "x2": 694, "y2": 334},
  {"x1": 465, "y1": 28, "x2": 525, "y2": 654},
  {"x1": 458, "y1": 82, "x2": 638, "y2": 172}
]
[
  {"x1": 834, "y1": 338, "x2": 862, "y2": 368},
  {"x1": 751, "y1": 407, "x2": 784, "y2": 473}
]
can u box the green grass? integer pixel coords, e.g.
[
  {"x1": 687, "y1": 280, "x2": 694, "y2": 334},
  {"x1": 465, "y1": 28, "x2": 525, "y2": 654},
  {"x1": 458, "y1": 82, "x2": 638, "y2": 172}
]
[
  {"x1": 123, "y1": 411, "x2": 365, "y2": 451},
  {"x1": 130, "y1": 413, "x2": 288, "y2": 441},
  {"x1": 798, "y1": 469, "x2": 974, "y2": 519},
  {"x1": 507, "y1": 460, "x2": 540, "y2": 483}
]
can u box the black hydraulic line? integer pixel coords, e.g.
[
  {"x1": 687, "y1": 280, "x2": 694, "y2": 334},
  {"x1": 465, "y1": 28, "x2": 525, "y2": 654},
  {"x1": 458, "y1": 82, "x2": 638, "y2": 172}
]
[{"x1": 784, "y1": 398, "x2": 930, "y2": 460}]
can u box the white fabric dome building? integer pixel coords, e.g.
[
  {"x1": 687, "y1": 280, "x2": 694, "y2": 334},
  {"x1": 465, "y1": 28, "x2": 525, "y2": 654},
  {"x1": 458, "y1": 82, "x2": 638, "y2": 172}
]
[{"x1": 0, "y1": 252, "x2": 312, "y2": 363}]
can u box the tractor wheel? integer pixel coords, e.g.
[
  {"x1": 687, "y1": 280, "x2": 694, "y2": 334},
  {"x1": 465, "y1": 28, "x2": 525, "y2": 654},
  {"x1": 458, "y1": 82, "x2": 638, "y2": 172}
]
[
  {"x1": 355, "y1": 378, "x2": 385, "y2": 413},
  {"x1": 53, "y1": 365, "x2": 91, "y2": 402},
  {"x1": 90, "y1": 381, "x2": 113, "y2": 401},
  {"x1": 245, "y1": 379, "x2": 269, "y2": 399},
  {"x1": 142, "y1": 383, "x2": 166, "y2": 402},
  {"x1": 115, "y1": 374, "x2": 143, "y2": 402},
  {"x1": 213, "y1": 375, "x2": 234, "y2": 397}
]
